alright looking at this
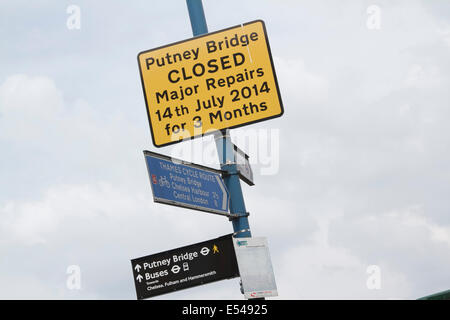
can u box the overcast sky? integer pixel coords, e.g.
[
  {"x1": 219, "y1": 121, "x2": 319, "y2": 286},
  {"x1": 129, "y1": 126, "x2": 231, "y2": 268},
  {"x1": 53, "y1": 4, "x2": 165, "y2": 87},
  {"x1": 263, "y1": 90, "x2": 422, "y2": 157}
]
[{"x1": 1, "y1": 0, "x2": 450, "y2": 299}]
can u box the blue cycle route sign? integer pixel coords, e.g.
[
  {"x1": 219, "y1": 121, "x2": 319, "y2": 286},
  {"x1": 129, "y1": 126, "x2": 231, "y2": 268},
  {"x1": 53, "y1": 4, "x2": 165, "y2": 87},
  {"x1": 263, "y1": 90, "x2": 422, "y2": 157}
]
[{"x1": 143, "y1": 151, "x2": 230, "y2": 216}]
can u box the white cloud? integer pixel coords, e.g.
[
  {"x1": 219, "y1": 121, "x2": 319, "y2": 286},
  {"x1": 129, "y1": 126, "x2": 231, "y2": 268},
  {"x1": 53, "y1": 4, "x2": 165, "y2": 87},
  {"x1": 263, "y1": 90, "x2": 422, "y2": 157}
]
[
  {"x1": 0, "y1": 183, "x2": 147, "y2": 245},
  {"x1": 0, "y1": 74, "x2": 63, "y2": 116},
  {"x1": 404, "y1": 64, "x2": 443, "y2": 89},
  {"x1": 0, "y1": 74, "x2": 64, "y2": 142},
  {"x1": 275, "y1": 217, "x2": 412, "y2": 299},
  {"x1": 274, "y1": 56, "x2": 329, "y2": 105},
  {"x1": 329, "y1": 205, "x2": 450, "y2": 298}
]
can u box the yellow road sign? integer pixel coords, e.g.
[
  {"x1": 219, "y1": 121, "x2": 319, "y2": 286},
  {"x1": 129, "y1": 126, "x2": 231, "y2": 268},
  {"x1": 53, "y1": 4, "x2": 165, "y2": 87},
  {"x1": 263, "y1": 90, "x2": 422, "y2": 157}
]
[{"x1": 138, "y1": 20, "x2": 283, "y2": 147}]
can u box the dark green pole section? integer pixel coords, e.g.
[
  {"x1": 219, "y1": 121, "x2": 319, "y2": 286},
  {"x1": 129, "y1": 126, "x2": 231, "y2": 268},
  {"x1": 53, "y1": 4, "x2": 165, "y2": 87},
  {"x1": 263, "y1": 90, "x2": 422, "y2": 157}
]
[{"x1": 418, "y1": 289, "x2": 450, "y2": 300}]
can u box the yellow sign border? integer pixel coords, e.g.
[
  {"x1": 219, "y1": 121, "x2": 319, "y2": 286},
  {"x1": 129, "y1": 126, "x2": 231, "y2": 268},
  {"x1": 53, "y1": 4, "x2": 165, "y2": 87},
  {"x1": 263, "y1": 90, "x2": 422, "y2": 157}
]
[{"x1": 137, "y1": 20, "x2": 284, "y2": 147}]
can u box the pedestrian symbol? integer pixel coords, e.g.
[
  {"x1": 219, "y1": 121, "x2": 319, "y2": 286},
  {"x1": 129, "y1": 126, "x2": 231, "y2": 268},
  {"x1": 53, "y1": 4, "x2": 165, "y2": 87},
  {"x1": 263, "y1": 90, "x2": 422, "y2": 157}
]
[{"x1": 213, "y1": 245, "x2": 219, "y2": 254}]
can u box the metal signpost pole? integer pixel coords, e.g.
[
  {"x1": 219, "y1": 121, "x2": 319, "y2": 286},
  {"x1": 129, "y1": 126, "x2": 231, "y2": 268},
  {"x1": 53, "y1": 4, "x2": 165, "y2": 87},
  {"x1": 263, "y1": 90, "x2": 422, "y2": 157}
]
[{"x1": 185, "y1": 0, "x2": 252, "y2": 240}]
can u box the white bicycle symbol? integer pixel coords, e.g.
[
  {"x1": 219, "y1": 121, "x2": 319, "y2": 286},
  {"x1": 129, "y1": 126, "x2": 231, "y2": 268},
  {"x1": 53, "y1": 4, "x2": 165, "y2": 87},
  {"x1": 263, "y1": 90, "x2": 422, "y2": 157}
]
[{"x1": 159, "y1": 176, "x2": 170, "y2": 188}]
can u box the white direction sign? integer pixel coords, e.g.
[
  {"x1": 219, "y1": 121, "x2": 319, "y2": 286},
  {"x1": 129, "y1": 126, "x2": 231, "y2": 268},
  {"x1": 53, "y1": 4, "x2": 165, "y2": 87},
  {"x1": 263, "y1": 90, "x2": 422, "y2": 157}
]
[{"x1": 233, "y1": 237, "x2": 278, "y2": 299}]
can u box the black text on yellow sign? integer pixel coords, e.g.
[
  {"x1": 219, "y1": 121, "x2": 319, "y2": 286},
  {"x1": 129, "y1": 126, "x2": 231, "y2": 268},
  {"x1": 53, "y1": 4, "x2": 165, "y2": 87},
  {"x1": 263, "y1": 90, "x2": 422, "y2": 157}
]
[{"x1": 138, "y1": 20, "x2": 284, "y2": 147}]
